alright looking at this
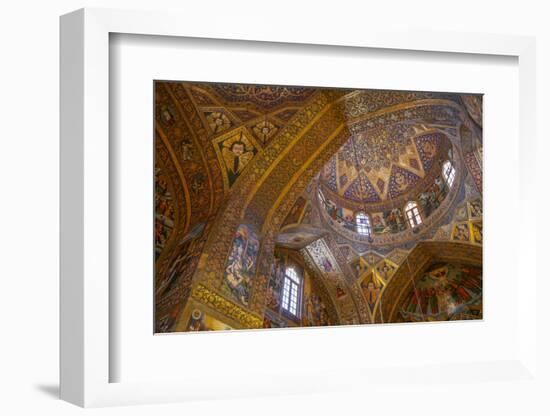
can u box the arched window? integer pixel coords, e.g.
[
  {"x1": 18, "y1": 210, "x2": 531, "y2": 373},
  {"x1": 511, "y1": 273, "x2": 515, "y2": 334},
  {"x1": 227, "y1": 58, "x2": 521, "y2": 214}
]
[
  {"x1": 281, "y1": 266, "x2": 302, "y2": 317},
  {"x1": 355, "y1": 212, "x2": 371, "y2": 236},
  {"x1": 405, "y1": 201, "x2": 422, "y2": 228},
  {"x1": 442, "y1": 160, "x2": 456, "y2": 188}
]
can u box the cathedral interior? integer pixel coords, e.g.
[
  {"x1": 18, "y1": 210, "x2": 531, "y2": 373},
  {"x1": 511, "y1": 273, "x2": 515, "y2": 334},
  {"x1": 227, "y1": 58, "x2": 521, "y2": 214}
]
[{"x1": 154, "y1": 81, "x2": 483, "y2": 332}]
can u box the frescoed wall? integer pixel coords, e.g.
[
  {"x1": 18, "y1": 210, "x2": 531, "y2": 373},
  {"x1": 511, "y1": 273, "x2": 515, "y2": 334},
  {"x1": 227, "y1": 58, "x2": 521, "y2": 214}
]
[
  {"x1": 319, "y1": 166, "x2": 453, "y2": 238},
  {"x1": 155, "y1": 222, "x2": 208, "y2": 333},
  {"x1": 281, "y1": 196, "x2": 307, "y2": 228},
  {"x1": 223, "y1": 224, "x2": 260, "y2": 306},
  {"x1": 360, "y1": 272, "x2": 383, "y2": 310},
  {"x1": 154, "y1": 81, "x2": 482, "y2": 333},
  {"x1": 155, "y1": 165, "x2": 176, "y2": 260},
  {"x1": 263, "y1": 248, "x2": 338, "y2": 328},
  {"x1": 400, "y1": 263, "x2": 482, "y2": 322},
  {"x1": 214, "y1": 128, "x2": 259, "y2": 188},
  {"x1": 302, "y1": 270, "x2": 332, "y2": 327},
  {"x1": 265, "y1": 251, "x2": 285, "y2": 313},
  {"x1": 417, "y1": 175, "x2": 447, "y2": 219},
  {"x1": 371, "y1": 209, "x2": 407, "y2": 234}
]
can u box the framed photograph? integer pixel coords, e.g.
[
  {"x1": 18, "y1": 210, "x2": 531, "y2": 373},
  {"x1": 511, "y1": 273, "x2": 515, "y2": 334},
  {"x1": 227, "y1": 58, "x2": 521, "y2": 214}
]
[
  {"x1": 60, "y1": 7, "x2": 540, "y2": 409},
  {"x1": 152, "y1": 79, "x2": 482, "y2": 334}
]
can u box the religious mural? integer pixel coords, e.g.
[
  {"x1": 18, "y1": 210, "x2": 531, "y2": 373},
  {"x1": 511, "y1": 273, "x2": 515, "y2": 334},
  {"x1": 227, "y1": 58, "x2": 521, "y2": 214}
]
[
  {"x1": 468, "y1": 199, "x2": 483, "y2": 219},
  {"x1": 305, "y1": 238, "x2": 342, "y2": 276},
  {"x1": 471, "y1": 222, "x2": 483, "y2": 244},
  {"x1": 302, "y1": 271, "x2": 332, "y2": 327},
  {"x1": 375, "y1": 260, "x2": 397, "y2": 281},
  {"x1": 155, "y1": 223, "x2": 206, "y2": 298},
  {"x1": 214, "y1": 129, "x2": 259, "y2": 188},
  {"x1": 223, "y1": 224, "x2": 260, "y2": 306},
  {"x1": 154, "y1": 222, "x2": 208, "y2": 333},
  {"x1": 360, "y1": 271, "x2": 387, "y2": 312},
  {"x1": 452, "y1": 222, "x2": 471, "y2": 242},
  {"x1": 265, "y1": 252, "x2": 285, "y2": 313},
  {"x1": 400, "y1": 263, "x2": 482, "y2": 322},
  {"x1": 205, "y1": 111, "x2": 233, "y2": 134},
  {"x1": 154, "y1": 80, "x2": 482, "y2": 333},
  {"x1": 372, "y1": 209, "x2": 407, "y2": 234},
  {"x1": 154, "y1": 166, "x2": 176, "y2": 260},
  {"x1": 281, "y1": 197, "x2": 307, "y2": 228},
  {"x1": 303, "y1": 293, "x2": 331, "y2": 327},
  {"x1": 417, "y1": 175, "x2": 447, "y2": 219},
  {"x1": 350, "y1": 257, "x2": 369, "y2": 279},
  {"x1": 252, "y1": 119, "x2": 279, "y2": 145}
]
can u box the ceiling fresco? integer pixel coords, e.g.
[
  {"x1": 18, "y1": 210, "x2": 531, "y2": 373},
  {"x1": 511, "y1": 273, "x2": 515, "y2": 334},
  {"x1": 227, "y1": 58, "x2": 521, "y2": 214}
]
[
  {"x1": 319, "y1": 127, "x2": 444, "y2": 205},
  {"x1": 153, "y1": 80, "x2": 483, "y2": 333},
  {"x1": 187, "y1": 82, "x2": 321, "y2": 151},
  {"x1": 305, "y1": 238, "x2": 343, "y2": 278},
  {"x1": 208, "y1": 83, "x2": 316, "y2": 111}
]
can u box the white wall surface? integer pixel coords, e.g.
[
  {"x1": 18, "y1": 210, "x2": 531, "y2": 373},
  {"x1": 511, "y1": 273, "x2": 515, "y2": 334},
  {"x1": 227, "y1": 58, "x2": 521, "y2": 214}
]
[{"x1": 1, "y1": 1, "x2": 548, "y2": 415}]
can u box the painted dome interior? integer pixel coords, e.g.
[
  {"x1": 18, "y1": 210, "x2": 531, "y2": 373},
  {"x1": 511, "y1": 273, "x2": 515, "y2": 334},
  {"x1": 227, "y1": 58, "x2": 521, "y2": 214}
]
[
  {"x1": 315, "y1": 127, "x2": 458, "y2": 246},
  {"x1": 320, "y1": 128, "x2": 446, "y2": 204},
  {"x1": 154, "y1": 81, "x2": 483, "y2": 332}
]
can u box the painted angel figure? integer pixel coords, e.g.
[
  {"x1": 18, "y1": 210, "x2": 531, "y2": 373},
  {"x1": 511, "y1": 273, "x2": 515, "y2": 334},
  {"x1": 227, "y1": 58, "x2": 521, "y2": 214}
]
[{"x1": 222, "y1": 140, "x2": 254, "y2": 185}]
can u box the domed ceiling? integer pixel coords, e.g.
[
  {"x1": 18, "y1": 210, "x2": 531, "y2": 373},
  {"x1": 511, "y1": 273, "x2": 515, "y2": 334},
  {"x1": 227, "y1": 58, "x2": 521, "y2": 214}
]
[{"x1": 320, "y1": 126, "x2": 445, "y2": 209}]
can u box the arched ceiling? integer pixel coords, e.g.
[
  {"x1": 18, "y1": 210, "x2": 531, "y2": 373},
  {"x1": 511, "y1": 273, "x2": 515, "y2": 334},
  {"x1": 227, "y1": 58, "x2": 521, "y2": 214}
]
[
  {"x1": 186, "y1": 82, "x2": 323, "y2": 149},
  {"x1": 154, "y1": 80, "x2": 483, "y2": 331},
  {"x1": 319, "y1": 127, "x2": 447, "y2": 207},
  {"x1": 312, "y1": 129, "x2": 460, "y2": 250}
]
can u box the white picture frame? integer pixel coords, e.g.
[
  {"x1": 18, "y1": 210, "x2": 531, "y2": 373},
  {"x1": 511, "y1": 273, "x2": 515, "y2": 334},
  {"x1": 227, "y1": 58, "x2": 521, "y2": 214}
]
[{"x1": 60, "y1": 7, "x2": 540, "y2": 408}]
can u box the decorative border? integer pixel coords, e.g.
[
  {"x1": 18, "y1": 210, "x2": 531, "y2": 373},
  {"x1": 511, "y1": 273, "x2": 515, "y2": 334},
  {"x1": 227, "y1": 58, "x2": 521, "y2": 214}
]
[{"x1": 191, "y1": 284, "x2": 264, "y2": 329}]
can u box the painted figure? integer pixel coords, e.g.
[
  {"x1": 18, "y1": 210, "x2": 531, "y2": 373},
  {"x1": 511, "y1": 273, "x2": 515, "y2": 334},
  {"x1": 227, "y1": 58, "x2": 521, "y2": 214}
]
[
  {"x1": 400, "y1": 263, "x2": 482, "y2": 321},
  {"x1": 304, "y1": 293, "x2": 329, "y2": 327},
  {"x1": 361, "y1": 276, "x2": 381, "y2": 309},
  {"x1": 223, "y1": 224, "x2": 260, "y2": 306},
  {"x1": 222, "y1": 139, "x2": 255, "y2": 185},
  {"x1": 266, "y1": 254, "x2": 284, "y2": 311},
  {"x1": 452, "y1": 223, "x2": 470, "y2": 242}
]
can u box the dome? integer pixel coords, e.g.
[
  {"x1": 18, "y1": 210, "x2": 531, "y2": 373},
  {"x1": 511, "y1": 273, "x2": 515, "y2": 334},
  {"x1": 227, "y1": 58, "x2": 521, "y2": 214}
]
[{"x1": 316, "y1": 125, "x2": 459, "y2": 246}]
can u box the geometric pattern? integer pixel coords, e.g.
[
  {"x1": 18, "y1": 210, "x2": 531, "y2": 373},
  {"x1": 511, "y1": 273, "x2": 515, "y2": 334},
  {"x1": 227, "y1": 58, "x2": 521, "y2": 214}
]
[
  {"x1": 204, "y1": 110, "x2": 233, "y2": 134},
  {"x1": 387, "y1": 165, "x2": 422, "y2": 199},
  {"x1": 320, "y1": 127, "x2": 442, "y2": 203},
  {"x1": 464, "y1": 151, "x2": 482, "y2": 193},
  {"x1": 305, "y1": 238, "x2": 343, "y2": 277},
  {"x1": 210, "y1": 83, "x2": 316, "y2": 111},
  {"x1": 155, "y1": 80, "x2": 481, "y2": 333},
  {"x1": 414, "y1": 133, "x2": 441, "y2": 171},
  {"x1": 212, "y1": 127, "x2": 260, "y2": 189},
  {"x1": 251, "y1": 119, "x2": 279, "y2": 145},
  {"x1": 342, "y1": 171, "x2": 381, "y2": 202}
]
